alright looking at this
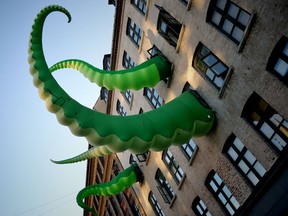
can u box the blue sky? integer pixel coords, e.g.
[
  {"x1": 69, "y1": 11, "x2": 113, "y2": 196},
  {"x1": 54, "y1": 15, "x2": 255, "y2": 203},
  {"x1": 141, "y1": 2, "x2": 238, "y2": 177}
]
[{"x1": 0, "y1": 1, "x2": 114, "y2": 215}]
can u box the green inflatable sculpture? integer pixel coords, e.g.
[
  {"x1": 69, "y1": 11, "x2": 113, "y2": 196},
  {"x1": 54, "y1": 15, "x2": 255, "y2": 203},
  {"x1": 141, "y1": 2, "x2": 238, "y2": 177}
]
[
  {"x1": 28, "y1": 5, "x2": 215, "y2": 215},
  {"x1": 77, "y1": 163, "x2": 143, "y2": 216}
]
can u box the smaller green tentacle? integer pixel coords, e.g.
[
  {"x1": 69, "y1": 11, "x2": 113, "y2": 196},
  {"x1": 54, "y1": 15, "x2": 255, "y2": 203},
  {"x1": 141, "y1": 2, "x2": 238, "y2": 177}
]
[
  {"x1": 49, "y1": 56, "x2": 171, "y2": 91},
  {"x1": 77, "y1": 163, "x2": 142, "y2": 216},
  {"x1": 50, "y1": 145, "x2": 112, "y2": 164}
]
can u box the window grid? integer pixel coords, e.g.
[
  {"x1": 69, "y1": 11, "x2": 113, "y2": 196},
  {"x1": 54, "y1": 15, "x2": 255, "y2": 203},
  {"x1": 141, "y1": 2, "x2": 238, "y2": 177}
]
[
  {"x1": 180, "y1": 138, "x2": 197, "y2": 160},
  {"x1": 156, "y1": 5, "x2": 182, "y2": 47},
  {"x1": 179, "y1": 0, "x2": 188, "y2": 6},
  {"x1": 224, "y1": 134, "x2": 266, "y2": 186},
  {"x1": 144, "y1": 87, "x2": 164, "y2": 109},
  {"x1": 206, "y1": 170, "x2": 240, "y2": 215},
  {"x1": 162, "y1": 149, "x2": 185, "y2": 185},
  {"x1": 193, "y1": 43, "x2": 229, "y2": 90},
  {"x1": 116, "y1": 100, "x2": 127, "y2": 116},
  {"x1": 122, "y1": 90, "x2": 133, "y2": 104},
  {"x1": 242, "y1": 92, "x2": 288, "y2": 152},
  {"x1": 127, "y1": 18, "x2": 142, "y2": 47},
  {"x1": 267, "y1": 36, "x2": 288, "y2": 84},
  {"x1": 123, "y1": 51, "x2": 136, "y2": 69},
  {"x1": 155, "y1": 169, "x2": 175, "y2": 204},
  {"x1": 148, "y1": 191, "x2": 166, "y2": 216},
  {"x1": 100, "y1": 87, "x2": 108, "y2": 103},
  {"x1": 131, "y1": 0, "x2": 147, "y2": 15},
  {"x1": 192, "y1": 196, "x2": 212, "y2": 216},
  {"x1": 207, "y1": 0, "x2": 251, "y2": 45}
]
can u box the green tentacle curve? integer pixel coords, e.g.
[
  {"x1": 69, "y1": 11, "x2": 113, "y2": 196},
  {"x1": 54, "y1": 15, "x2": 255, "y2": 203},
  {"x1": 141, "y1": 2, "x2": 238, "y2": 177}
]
[
  {"x1": 49, "y1": 56, "x2": 171, "y2": 91},
  {"x1": 77, "y1": 163, "x2": 143, "y2": 216},
  {"x1": 28, "y1": 5, "x2": 215, "y2": 156}
]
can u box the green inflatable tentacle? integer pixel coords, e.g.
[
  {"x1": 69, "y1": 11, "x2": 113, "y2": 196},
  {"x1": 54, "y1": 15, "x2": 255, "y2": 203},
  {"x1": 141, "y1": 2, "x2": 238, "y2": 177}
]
[
  {"x1": 49, "y1": 56, "x2": 171, "y2": 91},
  {"x1": 77, "y1": 163, "x2": 143, "y2": 216},
  {"x1": 51, "y1": 145, "x2": 112, "y2": 164},
  {"x1": 28, "y1": 5, "x2": 215, "y2": 156}
]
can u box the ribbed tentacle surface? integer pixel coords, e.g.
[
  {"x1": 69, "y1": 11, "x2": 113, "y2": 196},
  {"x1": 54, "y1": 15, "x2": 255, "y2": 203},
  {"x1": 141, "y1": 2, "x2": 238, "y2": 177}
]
[
  {"x1": 49, "y1": 56, "x2": 171, "y2": 91},
  {"x1": 76, "y1": 164, "x2": 139, "y2": 216}
]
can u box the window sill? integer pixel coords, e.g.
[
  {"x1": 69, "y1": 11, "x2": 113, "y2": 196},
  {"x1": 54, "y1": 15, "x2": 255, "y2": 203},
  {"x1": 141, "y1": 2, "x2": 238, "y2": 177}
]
[
  {"x1": 169, "y1": 195, "x2": 177, "y2": 208},
  {"x1": 177, "y1": 174, "x2": 186, "y2": 190},
  {"x1": 145, "y1": 0, "x2": 151, "y2": 21},
  {"x1": 219, "y1": 67, "x2": 233, "y2": 98},
  {"x1": 237, "y1": 13, "x2": 256, "y2": 53},
  {"x1": 176, "y1": 24, "x2": 185, "y2": 53},
  {"x1": 189, "y1": 146, "x2": 198, "y2": 166},
  {"x1": 145, "y1": 151, "x2": 151, "y2": 165}
]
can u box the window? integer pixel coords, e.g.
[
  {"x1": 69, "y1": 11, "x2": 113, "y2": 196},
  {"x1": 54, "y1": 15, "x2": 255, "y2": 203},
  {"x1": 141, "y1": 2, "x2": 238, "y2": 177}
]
[
  {"x1": 122, "y1": 51, "x2": 136, "y2": 69},
  {"x1": 162, "y1": 149, "x2": 185, "y2": 185},
  {"x1": 122, "y1": 90, "x2": 133, "y2": 104},
  {"x1": 241, "y1": 92, "x2": 288, "y2": 152},
  {"x1": 223, "y1": 134, "x2": 266, "y2": 186},
  {"x1": 131, "y1": 0, "x2": 147, "y2": 15},
  {"x1": 147, "y1": 45, "x2": 162, "y2": 59},
  {"x1": 148, "y1": 191, "x2": 166, "y2": 216},
  {"x1": 180, "y1": 138, "x2": 198, "y2": 161},
  {"x1": 143, "y1": 87, "x2": 164, "y2": 109},
  {"x1": 102, "y1": 54, "x2": 111, "y2": 70},
  {"x1": 130, "y1": 151, "x2": 150, "y2": 164},
  {"x1": 155, "y1": 5, "x2": 182, "y2": 47},
  {"x1": 116, "y1": 100, "x2": 127, "y2": 116},
  {"x1": 193, "y1": 42, "x2": 231, "y2": 93},
  {"x1": 192, "y1": 196, "x2": 212, "y2": 216},
  {"x1": 126, "y1": 18, "x2": 142, "y2": 48},
  {"x1": 139, "y1": 108, "x2": 144, "y2": 114},
  {"x1": 179, "y1": 0, "x2": 188, "y2": 6},
  {"x1": 100, "y1": 87, "x2": 108, "y2": 103},
  {"x1": 206, "y1": 170, "x2": 240, "y2": 215},
  {"x1": 207, "y1": 0, "x2": 253, "y2": 49},
  {"x1": 267, "y1": 36, "x2": 288, "y2": 84},
  {"x1": 155, "y1": 169, "x2": 176, "y2": 204}
]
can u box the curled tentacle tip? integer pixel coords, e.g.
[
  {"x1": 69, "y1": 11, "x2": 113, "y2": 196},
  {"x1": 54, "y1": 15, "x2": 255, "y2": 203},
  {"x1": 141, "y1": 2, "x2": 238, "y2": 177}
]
[{"x1": 50, "y1": 159, "x2": 61, "y2": 164}]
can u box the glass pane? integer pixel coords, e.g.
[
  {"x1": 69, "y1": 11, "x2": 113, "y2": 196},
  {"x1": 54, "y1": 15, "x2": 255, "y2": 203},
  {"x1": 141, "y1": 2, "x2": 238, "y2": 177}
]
[
  {"x1": 244, "y1": 150, "x2": 256, "y2": 165},
  {"x1": 280, "y1": 121, "x2": 288, "y2": 137},
  {"x1": 189, "y1": 139, "x2": 197, "y2": 149},
  {"x1": 206, "y1": 69, "x2": 215, "y2": 80},
  {"x1": 270, "y1": 114, "x2": 283, "y2": 127},
  {"x1": 247, "y1": 171, "x2": 259, "y2": 185},
  {"x1": 283, "y1": 43, "x2": 288, "y2": 56},
  {"x1": 254, "y1": 161, "x2": 266, "y2": 177},
  {"x1": 216, "y1": 0, "x2": 227, "y2": 10},
  {"x1": 228, "y1": 147, "x2": 238, "y2": 161},
  {"x1": 232, "y1": 26, "x2": 244, "y2": 42},
  {"x1": 226, "y1": 203, "x2": 235, "y2": 215},
  {"x1": 196, "y1": 205, "x2": 204, "y2": 214},
  {"x1": 203, "y1": 54, "x2": 218, "y2": 66},
  {"x1": 238, "y1": 10, "x2": 250, "y2": 26},
  {"x1": 212, "y1": 62, "x2": 227, "y2": 75},
  {"x1": 239, "y1": 160, "x2": 249, "y2": 174},
  {"x1": 160, "y1": 21, "x2": 168, "y2": 33},
  {"x1": 200, "y1": 199, "x2": 206, "y2": 209},
  {"x1": 230, "y1": 196, "x2": 240, "y2": 209},
  {"x1": 218, "y1": 192, "x2": 227, "y2": 204},
  {"x1": 223, "y1": 185, "x2": 232, "y2": 198},
  {"x1": 197, "y1": 59, "x2": 207, "y2": 72},
  {"x1": 214, "y1": 76, "x2": 224, "y2": 88},
  {"x1": 228, "y1": 3, "x2": 239, "y2": 19},
  {"x1": 271, "y1": 133, "x2": 286, "y2": 151},
  {"x1": 210, "y1": 181, "x2": 218, "y2": 192},
  {"x1": 211, "y1": 11, "x2": 222, "y2": 25},
  {"x1": 274, "y1": 58, "x2": 288, "y2": 77},
  {"x1": 260, "y1": 122, "x2": 274, "y2": 139},
  {"x1": 214, "y1": 173, "x2": 222, "y2": 185},
  {"x1": 233, "y1": 138, "x2": 244, "y2": 151},
  {"x1": 223, "y1": 19, "x2": 233, "y2": 34},
  {"x1": 200, "y1": 45, "x2": 210, "y2": 57}
]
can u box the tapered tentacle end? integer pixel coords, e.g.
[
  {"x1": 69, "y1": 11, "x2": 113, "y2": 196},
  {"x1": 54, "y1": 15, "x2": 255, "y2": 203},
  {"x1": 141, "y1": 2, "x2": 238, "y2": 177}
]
[{"x1": 50, "y1": 145, "x2": 114, "y2": 164}]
